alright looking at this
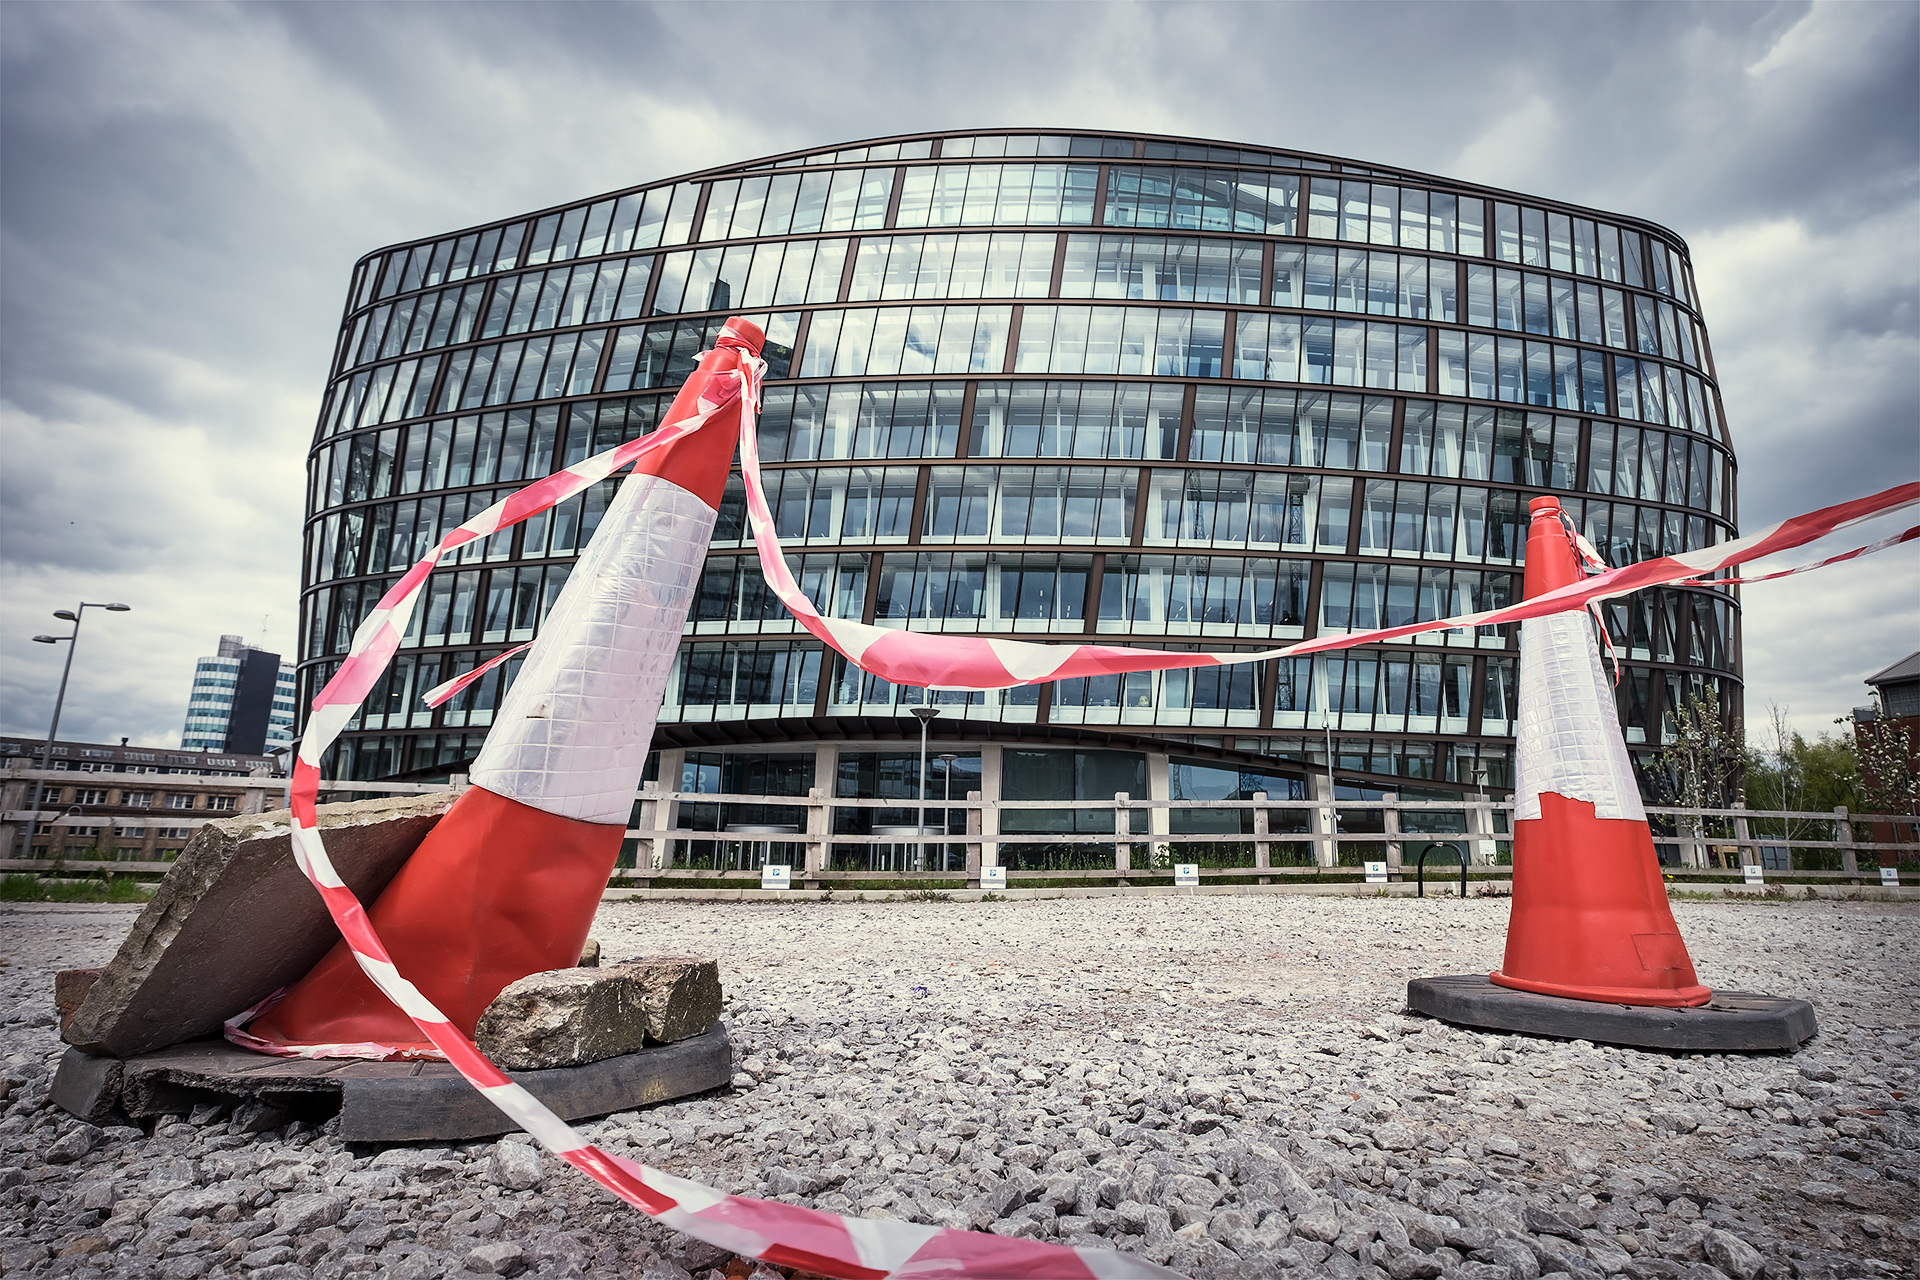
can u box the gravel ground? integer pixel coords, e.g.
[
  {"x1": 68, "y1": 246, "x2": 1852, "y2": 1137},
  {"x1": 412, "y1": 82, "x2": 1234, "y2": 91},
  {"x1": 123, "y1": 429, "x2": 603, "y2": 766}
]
[{"x1": 2, "y1": 894, "x2": 1916, "y2": 1280}]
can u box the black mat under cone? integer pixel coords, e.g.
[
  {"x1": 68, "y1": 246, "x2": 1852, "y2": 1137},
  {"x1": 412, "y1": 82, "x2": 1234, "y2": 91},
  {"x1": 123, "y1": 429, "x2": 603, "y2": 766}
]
[{"x1": 1407, "y1": 975, "x2": 1816, "y2": 1052}]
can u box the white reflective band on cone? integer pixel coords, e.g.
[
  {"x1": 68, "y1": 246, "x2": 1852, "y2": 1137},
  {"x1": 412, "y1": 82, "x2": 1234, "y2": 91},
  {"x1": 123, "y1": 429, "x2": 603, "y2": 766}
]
[
  {"x1": 470, "y1": 472, "x2": 715, "y2": 824},
  {"x1": 1513, "y1": 608, "x2": 1645, "y2": 822}
]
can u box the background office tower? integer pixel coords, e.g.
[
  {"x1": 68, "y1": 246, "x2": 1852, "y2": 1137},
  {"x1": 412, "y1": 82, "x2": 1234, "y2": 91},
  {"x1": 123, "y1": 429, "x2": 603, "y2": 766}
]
[
  {"x1": 298, "y1": 130, "x2": 1738, "y2": 864},
  {"x1": 181, "y1": 634, "x2": 297, "y2": 755}
]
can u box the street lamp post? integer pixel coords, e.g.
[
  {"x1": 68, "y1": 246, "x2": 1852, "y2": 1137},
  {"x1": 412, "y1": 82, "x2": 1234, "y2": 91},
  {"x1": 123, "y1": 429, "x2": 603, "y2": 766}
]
[
  {"x1": 1323, "y1": 714, "x2": 1338, "y2": 865},
  {"x1": 938, "y1": 752, "x2": 959, "y2": 869},
  {"x1": 1472, "y1": 762, "x2": 1490, "y2": 868},
  {"x1": 910, "y1": 706, "x2": 940, "y2": 873},
  {"x1": 29, "y1": 602, "x2": 131, "y2": 839}
]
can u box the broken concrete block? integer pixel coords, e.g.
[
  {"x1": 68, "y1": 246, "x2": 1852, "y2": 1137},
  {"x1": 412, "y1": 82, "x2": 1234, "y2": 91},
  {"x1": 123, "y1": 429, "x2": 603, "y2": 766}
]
[
  {"x1": 578, "y1": 937, "x2": 601, "y2": 968},
  {"x1": 48, "y1": 1048, "x2": 122, "y2": 1123},
  {"x1": 55, "y1": 970, "x2": 102, "y2": 1036},
  {"x1": 475, "y1": 958, "x2": 721, "y2": 1070},
  {"x1": 63, "y1": 792, "x2": 455, "y2": 1058},
  {"x1": 477, "y1": 968, "x2": 645, "y2": 1069},
  {"x1": 628, "y1": 957, "x2": 723, "y2": 1045}
]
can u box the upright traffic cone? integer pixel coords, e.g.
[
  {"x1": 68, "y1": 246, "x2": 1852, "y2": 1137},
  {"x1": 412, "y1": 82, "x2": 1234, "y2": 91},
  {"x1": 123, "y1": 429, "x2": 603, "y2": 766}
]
[
  {"x1": 244, "y1": 318, "x2": 763, "y2": 1057},
  {"x1": 1407, "y1": 495, "x2": 1815, "y2": 1051},
  {"x1": 1488, "y1": 496, "x2": 1710, "y2": 1007}
]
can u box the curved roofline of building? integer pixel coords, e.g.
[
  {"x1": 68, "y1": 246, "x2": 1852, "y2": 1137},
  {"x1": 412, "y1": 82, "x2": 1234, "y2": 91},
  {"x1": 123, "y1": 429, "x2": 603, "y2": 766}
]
[{"x1": 345, "y1": 126, "x2": 1693, "y2": 275}]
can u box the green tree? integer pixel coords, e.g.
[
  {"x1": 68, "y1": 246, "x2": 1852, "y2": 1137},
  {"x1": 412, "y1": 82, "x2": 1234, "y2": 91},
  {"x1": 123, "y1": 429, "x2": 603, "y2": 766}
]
[
  {"x1": 1741, "y1": 703, "x2": 1862, "y2": 870},
  {"x1": 1647, "y1": 692, "x2": 1745, "y2": 865},
  {"x1": 1743, "y1": 704, "x2": 1860, "y2": 818}
]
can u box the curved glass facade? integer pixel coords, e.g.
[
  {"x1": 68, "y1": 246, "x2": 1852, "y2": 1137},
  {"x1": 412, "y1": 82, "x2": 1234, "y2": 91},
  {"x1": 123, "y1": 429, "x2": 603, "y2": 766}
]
[{"x1": 300, "y1": 130, "x2": 1740, "y2": 839}]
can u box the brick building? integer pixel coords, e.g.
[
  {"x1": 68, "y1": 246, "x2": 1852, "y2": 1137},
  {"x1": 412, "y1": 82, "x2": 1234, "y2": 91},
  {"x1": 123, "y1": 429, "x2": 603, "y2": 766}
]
[{"x1": 1, "y1": 737, "x2": 281, "y2": 862}]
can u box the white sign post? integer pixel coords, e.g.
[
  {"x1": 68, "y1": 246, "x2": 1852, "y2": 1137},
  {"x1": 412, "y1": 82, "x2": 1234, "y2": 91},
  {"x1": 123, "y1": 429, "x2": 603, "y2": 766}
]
[
  {"x1": 1882, "y1": 866, "x2": 1901, "y2": 887},
  {"x1": 761, "y1": 864, "x2": 791, "y2": 890},
  {"x1": 1742, "y1": 864, "x2": 1764, "y2": 886},
  {"x1": 1174, "y1": 864, "x2": 1200, "y2": 887},
  {"x1": 980, "y1": 866, "x2": 1007, "y2": 890},
  {"x1": 1364, "y1": 861, "x2": 1389, "y2": 885}
]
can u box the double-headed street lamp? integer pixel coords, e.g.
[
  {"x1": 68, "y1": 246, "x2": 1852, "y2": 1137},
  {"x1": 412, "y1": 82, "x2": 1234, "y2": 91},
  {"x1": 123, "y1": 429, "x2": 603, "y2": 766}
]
[
  {"x1": 29, "y1": 602, "x2": 131, "y2": 831},
  {"x1": 911, "y1": 706, "x2": 940, "y2": 873}
]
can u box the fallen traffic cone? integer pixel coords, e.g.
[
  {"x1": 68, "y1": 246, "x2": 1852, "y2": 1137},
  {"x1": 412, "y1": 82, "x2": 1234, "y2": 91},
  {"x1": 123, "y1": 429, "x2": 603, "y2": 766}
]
[
  {"x1": 243, "y1": 318, "x2": 763, "y2": 1057},
  {"x1": 1489, "y1": 496, "x2": 1710, "y2": 1007},
  {"x1": 1407, "y1": 495, "x2": 1817, "y2": 1051}
]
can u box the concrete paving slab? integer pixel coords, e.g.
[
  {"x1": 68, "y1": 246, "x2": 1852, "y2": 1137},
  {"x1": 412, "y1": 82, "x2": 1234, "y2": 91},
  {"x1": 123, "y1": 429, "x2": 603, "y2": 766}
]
[
  {"x1": 62, "y1": 793, "x2": 453, "y2": 1058},
  {"x1": 51, "y1": 1024, "x2": 734, "y2": 1142}
]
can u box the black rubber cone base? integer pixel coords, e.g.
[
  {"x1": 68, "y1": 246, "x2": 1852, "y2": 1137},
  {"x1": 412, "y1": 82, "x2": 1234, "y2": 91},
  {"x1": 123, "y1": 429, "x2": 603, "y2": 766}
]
[{"x1": 1407, "y1": 975, "x2": 1817, "y2": 1053}]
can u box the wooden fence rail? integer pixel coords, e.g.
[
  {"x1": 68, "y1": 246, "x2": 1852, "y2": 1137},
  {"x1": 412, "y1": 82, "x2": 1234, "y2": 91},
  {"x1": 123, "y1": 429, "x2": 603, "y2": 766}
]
[{"x1": 7, "y1": 786, "x2": 1913, "y2": 891}]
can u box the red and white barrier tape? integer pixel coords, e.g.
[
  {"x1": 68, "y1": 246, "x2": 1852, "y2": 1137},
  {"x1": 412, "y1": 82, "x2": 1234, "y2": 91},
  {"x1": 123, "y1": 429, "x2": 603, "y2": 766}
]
[
  {"x1": 1706, "y1": 521, "x2": 1920, "y2": 586},
  {"x1": 1561, "y1": 514, "x2": 1612, "y2": 577},
  {"x1": 421, "y1": 641, "x2": 531, "y2": 708},
  {"x1": 282, "y1": 328, "x2": 1916, "y2": 1277},
  {"x1": 282, "y1": 362, "x2": 1183, "y2": 1278},
  {"x1": 1550, "y1": 511, "x2": 1622, "y2": 685},
  {"x1": 736, "y1": 357, "x2": 1918, "y2": 687},
  {"x1": 221, "y1": 986, "x2": 422, "y2": 1061}
]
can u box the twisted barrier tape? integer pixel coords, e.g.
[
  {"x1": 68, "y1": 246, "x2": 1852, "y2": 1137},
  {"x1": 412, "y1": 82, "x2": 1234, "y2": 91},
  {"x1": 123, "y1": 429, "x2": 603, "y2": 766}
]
[
  {"x1": 420, "y1": 640, "x2": 530, "y2": 708},
  {"x1": 1551, "y1": 512, "x2": 1624, "y2": 685},
  {"x1": 740, "y1": 376, "x2": 1918, "y2": 687},
  {"x1": 283, "y1": 371, "x2": 1184, "y2": 1278},
  {"x1": 282, "y1": 329, "x2": 1916, "y2": 1277},
  {"x1": 1710, "y1": 521, "x2": 1919, "y2": 586}
]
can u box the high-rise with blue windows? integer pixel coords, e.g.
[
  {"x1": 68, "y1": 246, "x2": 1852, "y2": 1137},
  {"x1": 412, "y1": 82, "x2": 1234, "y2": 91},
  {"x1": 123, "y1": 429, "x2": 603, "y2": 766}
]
[
  {"x1": 299, "y1": 131, "x2": 1738, "y2": 866},
  {"x1": 182, "y1": 634, "x2": 297, "y2": 755}
]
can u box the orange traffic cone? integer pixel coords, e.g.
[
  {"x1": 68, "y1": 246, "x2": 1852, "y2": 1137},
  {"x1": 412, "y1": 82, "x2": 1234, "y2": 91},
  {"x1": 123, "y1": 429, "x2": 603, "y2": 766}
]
[
  {"x1": 1488, "y1": 496, "x2": 1711, "y2": 1008},
  {"x1": 245, "y1": 319, "x2": 763, "y2": 1057}
]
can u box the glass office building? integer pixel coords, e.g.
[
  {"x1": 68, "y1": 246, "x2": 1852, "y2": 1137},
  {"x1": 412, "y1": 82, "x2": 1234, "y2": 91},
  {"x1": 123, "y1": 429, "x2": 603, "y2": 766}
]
[{"x1": 299, "y1": 130, "x2": 1739, "y2": 859}]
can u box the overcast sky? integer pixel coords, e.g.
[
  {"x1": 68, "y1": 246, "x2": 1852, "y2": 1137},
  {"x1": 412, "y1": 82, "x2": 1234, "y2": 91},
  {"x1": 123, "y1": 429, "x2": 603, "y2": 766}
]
[{"x1": 2, "y1": 1, "x2": 1915, "y2": 756}]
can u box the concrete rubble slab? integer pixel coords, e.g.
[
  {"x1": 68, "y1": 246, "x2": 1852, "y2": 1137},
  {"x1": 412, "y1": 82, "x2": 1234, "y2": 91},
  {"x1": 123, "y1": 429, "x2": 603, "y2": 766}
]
[
  {"x1": 62, "y1": 793, "x2": 454, "y2": 1058},
  {"x1": 49, "y1": 1024, "x2": 733, "y2": 1142}
]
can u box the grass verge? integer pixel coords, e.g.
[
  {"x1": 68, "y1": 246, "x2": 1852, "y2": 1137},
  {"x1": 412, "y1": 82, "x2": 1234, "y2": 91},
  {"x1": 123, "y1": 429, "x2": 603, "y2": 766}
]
[{"x1": 0, "y1": 873, "x2": 155, "y2": 903}]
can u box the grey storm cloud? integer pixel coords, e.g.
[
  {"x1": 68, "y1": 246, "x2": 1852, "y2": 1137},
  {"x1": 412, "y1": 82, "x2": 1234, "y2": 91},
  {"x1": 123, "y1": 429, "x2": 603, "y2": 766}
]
[{"x1": 1, "y1": 0, "x2": 1914, "y2": 751}]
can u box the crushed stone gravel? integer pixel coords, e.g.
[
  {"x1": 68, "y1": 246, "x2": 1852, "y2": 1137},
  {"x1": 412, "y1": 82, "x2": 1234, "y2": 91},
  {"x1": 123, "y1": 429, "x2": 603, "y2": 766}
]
[{"x1": 2, "y1": 894, "x2": 1916, "y2": 1280}]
